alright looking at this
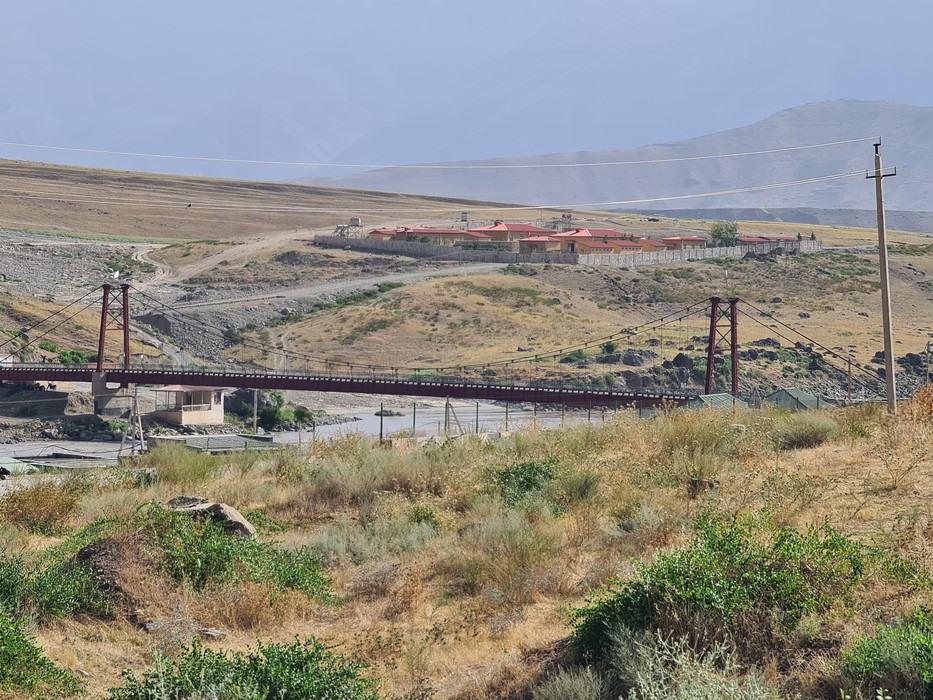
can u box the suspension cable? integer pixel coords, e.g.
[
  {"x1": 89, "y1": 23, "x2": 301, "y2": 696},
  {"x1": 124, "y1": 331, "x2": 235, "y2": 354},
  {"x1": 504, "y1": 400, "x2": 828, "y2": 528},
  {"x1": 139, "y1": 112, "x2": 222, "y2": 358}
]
[
  {"x1": 736, "y1": 309, "x2": 882, "y2": 396},
  {"x1": 0, "y1": 285, "x2": 103, "y2": 352}
]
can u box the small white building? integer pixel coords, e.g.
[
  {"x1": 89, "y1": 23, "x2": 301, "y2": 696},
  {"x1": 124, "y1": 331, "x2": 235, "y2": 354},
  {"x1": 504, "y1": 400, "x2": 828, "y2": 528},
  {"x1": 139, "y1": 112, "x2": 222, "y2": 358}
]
[{"x1": 152, "y1": 385, "x2": 225, "y2": 426}]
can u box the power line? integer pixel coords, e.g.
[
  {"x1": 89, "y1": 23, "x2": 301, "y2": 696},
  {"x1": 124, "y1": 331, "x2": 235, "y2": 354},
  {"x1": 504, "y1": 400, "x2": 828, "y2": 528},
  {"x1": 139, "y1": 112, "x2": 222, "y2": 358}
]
[
  {"x1": 0, "y1": 286, "x2": 103, "y2": 352},
  {"x1": 0, "y1": 170, "x2": 867, "y2": 215},
  {"x1": 735, "y1": 310, "x2": 882, "y2": 397},
  {"x1": 129, "y1": 284, "x2": 708, "y2": 375},
  {"x1": 0, "y1": 136, "x2": 879, "y2": 170},
  {"x1": 735, "y1": 300, "x2": 884, "y2": 384}
]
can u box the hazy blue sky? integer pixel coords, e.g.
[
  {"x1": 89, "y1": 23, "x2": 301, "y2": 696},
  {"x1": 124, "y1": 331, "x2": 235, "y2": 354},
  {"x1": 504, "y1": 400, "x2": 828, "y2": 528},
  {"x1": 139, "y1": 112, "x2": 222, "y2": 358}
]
[{"x1": 1, "y1": 0, "x2": 931, "y2": 179}]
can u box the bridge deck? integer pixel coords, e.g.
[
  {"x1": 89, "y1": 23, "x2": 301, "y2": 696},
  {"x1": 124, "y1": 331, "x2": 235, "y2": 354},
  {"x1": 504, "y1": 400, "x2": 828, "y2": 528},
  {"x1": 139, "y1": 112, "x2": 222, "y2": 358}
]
[{"x1": 0, "y1": 365, "x2": 694, "y2": 408}]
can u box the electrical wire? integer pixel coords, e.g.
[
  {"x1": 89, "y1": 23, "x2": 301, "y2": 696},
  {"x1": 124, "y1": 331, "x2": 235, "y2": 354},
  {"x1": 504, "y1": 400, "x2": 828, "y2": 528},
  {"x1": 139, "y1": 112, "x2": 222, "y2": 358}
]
[
  {"x1": 131, "y1": 281, "x2": 713, "y2": 377},
  {"x1": 737, "y1": 298, "x2": 889, "y2": 382},
  {"x1": 735, "y1": 309, "x2": 882, "y2": 396},
  {"x1": 0, "y1": 170, "x2": 868, "y2": 215},
  {"x1": 0, "y1": 285, "x2": 103, "y2": 352},
  {"x1": 0, "y1": 136, "x2": 879, "y2": 170}
]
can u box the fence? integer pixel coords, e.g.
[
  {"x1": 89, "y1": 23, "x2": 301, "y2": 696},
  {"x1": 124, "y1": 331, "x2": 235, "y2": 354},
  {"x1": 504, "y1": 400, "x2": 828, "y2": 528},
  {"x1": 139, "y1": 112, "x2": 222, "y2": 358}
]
[{"x1": 314, "y1": 236, "x2": 821, "y2": 268}]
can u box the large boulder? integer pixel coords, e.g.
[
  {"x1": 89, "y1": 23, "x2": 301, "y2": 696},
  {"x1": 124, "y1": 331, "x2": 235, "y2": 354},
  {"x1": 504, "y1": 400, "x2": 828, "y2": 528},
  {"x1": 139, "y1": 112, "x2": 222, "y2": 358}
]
[
  {"x1": 671, "y1": 353, "x2": 694, "y2": 369},
  {"x1": 167, "y1": 496, "x2": 257, "y2": 539}
]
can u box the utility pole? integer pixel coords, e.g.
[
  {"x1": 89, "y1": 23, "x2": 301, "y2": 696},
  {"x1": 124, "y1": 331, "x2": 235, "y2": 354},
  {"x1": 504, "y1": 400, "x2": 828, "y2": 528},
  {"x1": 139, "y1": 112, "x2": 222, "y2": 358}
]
[{"x1": 867, "y1": 140, "x2": 897, "y2": 414}]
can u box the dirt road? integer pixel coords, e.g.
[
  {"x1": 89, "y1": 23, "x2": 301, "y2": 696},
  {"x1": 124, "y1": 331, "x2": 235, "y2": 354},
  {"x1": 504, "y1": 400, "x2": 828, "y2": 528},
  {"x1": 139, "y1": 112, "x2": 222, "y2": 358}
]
[{"x1": 172, "y1": 263, "x2": 506, "y2": 309}]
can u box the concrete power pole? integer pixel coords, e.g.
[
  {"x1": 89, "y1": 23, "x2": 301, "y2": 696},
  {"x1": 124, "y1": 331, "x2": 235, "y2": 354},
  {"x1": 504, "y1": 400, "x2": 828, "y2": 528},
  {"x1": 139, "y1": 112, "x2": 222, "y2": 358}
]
[{"x1": 867, "y1": 140, "x2": 897, "y2": 414}]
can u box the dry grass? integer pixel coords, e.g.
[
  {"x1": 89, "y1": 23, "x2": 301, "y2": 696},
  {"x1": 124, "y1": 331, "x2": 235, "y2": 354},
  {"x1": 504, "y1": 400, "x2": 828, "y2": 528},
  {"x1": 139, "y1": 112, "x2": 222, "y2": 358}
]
[
  {"x1": 4, "y1": 404, "x2": 933, "y2": 698},
  {"x1": 0, "y1": 479, "x2": 81, "y2": 534}
]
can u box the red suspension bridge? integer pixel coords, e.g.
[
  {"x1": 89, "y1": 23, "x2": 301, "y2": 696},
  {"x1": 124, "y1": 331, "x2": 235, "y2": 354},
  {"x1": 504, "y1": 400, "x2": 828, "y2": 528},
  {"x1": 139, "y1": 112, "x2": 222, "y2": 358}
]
[{"x1": 0, "y1": 284, "x2": 884, "y2": 408}]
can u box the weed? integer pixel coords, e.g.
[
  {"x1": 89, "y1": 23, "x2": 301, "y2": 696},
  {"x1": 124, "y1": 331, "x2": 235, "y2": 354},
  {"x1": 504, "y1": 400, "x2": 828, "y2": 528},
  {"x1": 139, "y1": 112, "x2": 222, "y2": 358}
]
[
  {"x1": 139, "y1": 505, "x2": 332, "y2": 601},
  {"x1": 607, "y1": 627, "x2": 781, "y2": 700},
  {"x1": 310, "y1": 515, "x2": 438, "y2": 567},
  {"x1": 843, "y1": 607, "x2": 933, "y2": 698},
  {"x1": 441, "y1": 506, "x2": 559, "y2": 606},
  {"x1": 0, "y1": 551, "x2": 109, "y2": 622},
  {"x1": 532, "y1": 667, "x2": 604, "y2": 700},
  {"x1": 408, "y1": 505, "x2": 441, "y2": 530},
  {"x1": 0, "y1": 479, "x2": 80, "y2": 534},
  {"x1": 572, "y1": 513, "x2": 913, "y2": 660},
  {"x1": 134, "y1": 442, "x2": 222, "y2": 484},
  {"x1": 771, "y1": 412, "x2": 839, "y2": 450},
  {"x1": 492, "y1": 459, "x2": 556, "y2": 507},
  {"x1": 875, "y1": 421, "x2": 930, "y2": 491},
  {"x1": 0, "y1": 607, "x2": 86, "y2": 696},
  {"x1": 109, "y1": 637, "x2": 378, "y2": 700}
]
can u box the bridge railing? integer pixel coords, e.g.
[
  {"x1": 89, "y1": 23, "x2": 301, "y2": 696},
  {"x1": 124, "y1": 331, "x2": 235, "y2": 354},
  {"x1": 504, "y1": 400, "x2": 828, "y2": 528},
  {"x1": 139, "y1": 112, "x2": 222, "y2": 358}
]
[{"x1": 0, "y1": 362, "x2": 693, "y2": 400}]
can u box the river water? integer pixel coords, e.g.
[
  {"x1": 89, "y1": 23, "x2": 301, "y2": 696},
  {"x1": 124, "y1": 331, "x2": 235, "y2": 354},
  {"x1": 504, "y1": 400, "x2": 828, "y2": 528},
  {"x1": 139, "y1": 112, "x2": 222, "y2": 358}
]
[{"x1": 272, "y1": 400, "x2": 631, "y2": 443}]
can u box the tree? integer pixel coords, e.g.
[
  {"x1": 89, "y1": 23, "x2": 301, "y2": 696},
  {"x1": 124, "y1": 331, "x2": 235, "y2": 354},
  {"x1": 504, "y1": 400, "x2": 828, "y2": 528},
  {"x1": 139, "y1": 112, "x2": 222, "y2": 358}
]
[{"x1": 708, "y1": 220, "x2": 739, "y2": 247}]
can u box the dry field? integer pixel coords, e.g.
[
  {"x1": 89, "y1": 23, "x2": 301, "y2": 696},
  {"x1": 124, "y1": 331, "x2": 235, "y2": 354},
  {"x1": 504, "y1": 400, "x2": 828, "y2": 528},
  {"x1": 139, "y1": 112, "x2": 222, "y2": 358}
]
[{"x1": 2, "y1": 400, "x2": 933, "y2": 698}]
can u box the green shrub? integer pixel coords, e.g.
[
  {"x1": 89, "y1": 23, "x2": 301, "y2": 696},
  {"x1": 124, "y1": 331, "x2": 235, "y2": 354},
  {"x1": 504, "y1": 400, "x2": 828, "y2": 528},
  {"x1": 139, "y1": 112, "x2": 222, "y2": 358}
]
[
  {"x1": 771, "y1": 412, "x2": 839, "y2": 450},
  {"x1": 140, "y1": 506, "x2": 332, "y2": 601},
  {"x1": 571, "y1": 514, "x2": 908, "y2": 660},
  {"x1": 0, "y1": 551, "x2": 109, "y2": 622},
  {"x1": 492, "y1": 459, "x2": 556, "y2": 507},
  {"x1": 109, "y1": 637, "x2": 377, "y2": 700},
  {"x1": 0, "y1": 607, "x2": 86, "y2": 696},
  {"x1": 843, "y1": 607, "x2": 933, "y2": 698}
]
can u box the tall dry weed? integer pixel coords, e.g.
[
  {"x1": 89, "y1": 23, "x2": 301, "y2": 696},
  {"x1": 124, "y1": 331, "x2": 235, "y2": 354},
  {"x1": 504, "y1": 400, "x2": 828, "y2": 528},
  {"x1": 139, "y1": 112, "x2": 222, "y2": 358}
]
[{"x1": 0, "y1": 480, "x2": 80, "y2": 534}]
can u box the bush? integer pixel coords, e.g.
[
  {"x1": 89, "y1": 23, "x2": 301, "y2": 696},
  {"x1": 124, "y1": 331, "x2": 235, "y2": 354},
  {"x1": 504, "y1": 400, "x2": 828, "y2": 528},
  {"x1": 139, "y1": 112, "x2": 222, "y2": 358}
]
[
  {"x1": 0, "y1": 480, "x2": 80, "y2": 534},
  {"x1": 843, "y1": 607, "x2": 933, "y2": 698},
  {"x1": 771, "y1": 412, "x2": 839, "y2": 450},
  {"x1": 0, "y1": 607, "x2": 85, "y2": 696},
  {"x1": 109, "y1": 637, "x2": 377, "y2": 700},
  {"x1": 608, "y1": 628, "x2": 781, "y2": 700},
  {"x1": 492, "y1": 459, "x2": 556, "y2": 507},
  {"x1": 533, "y1": 667, "x2": 604, "y2": 700},
  {"x1": 571, "y1": 514, "x2": 907, "y2": 660},
  {"x1": 0, "y1": 551, "x2": 109, "y2": 622},
  {"x1": 135, "y1": 442, "x2": 222, "y2": 484},
  {"x1": 140, "y1": 506, "x2": 332, "y2": 601}
]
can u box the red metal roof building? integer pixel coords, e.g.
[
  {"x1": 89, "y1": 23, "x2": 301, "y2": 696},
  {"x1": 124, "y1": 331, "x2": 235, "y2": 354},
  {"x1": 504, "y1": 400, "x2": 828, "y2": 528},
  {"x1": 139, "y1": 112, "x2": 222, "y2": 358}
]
[
  {"x1": 468, "y1": 221, "x2": 555, "y2": 241},
  {"x1": 368, "y1": 227, "x2": 491, "y2": 244},
  {"x1": 518, "y1": 236, "x2": 563, "y2": 254},
  {"x1": 638, "y1": 238, "x2": 672, "y2": 251},
  {"x1": 662, "y1": 235, "x2": 708, "y2": 250}
]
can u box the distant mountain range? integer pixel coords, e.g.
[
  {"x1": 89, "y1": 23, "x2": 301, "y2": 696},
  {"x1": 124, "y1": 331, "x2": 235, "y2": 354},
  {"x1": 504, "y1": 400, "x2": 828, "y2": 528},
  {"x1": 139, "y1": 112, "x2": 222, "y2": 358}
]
[{"x1": 307, "y1": 101, "x2": 933, "y2": 216}]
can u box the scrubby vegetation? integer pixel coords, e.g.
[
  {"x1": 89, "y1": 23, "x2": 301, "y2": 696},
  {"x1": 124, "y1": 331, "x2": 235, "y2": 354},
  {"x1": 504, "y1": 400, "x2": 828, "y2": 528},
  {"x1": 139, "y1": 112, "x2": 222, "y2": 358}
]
[
  {"x1": 0, "y1": 608, "x2": 86, "y2": 697},
  {"x1": 3, "y1": 401, "x2": 933, "y2": 698},
  {"x1": 110, "y1": 637, "x2": 377, "y2": 700}
]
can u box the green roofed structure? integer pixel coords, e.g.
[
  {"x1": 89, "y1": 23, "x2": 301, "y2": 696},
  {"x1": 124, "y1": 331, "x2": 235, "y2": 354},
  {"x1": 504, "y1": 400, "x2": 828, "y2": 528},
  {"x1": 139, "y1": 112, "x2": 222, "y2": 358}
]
[
  {"x1": 763, "y1": 387, "x2": 831, "y2": 411},
  {"x1": 686, "y1": 393, "x2": 748, "y2": 410}
]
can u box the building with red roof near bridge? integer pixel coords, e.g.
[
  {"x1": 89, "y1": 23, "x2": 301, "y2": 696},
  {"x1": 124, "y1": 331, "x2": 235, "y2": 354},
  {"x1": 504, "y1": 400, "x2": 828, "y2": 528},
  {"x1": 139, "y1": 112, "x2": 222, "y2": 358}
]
[
  {"x1": 368, "y1": 227, "x2": 491, "y2": 245},
  {"x1": 467, "y1": 221, "x2": 555, "y2": 242},
  {"x1": 517, "y1": 236, "x2": 563, "y2": 254},
  {"x1": 662, "y1": 235, "x2": 708, "y2": 250}
]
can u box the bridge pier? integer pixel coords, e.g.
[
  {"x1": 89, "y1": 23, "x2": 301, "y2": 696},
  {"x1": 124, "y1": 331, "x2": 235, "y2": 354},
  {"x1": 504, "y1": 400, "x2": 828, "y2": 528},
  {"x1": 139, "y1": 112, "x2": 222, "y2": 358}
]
[{"x1": 92, "y1": 371, "x2": 132, "y2": 418}]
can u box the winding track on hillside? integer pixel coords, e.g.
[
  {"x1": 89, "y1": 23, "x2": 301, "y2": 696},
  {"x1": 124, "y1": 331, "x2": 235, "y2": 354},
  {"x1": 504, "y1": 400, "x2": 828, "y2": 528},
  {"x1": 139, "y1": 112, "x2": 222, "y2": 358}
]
[{"x1": 170, "y1": 263, "x2": 508, "y2": 309}]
